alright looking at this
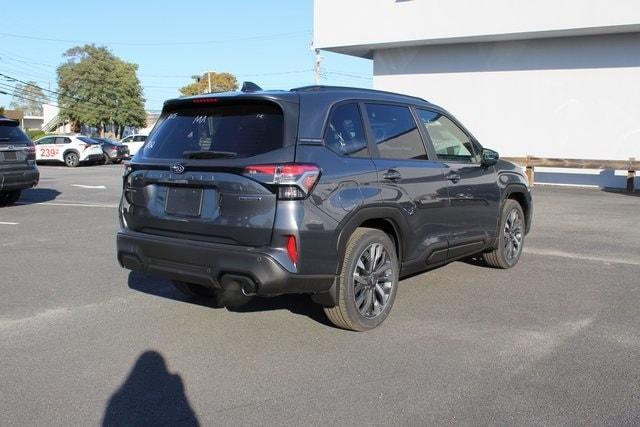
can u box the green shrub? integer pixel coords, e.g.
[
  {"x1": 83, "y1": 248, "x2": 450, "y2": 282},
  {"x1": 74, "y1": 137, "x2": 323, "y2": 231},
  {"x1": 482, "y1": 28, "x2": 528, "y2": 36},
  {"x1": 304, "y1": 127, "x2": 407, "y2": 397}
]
[{"x1": 26, "y1": 129, "x2": 46, "y2": 141}]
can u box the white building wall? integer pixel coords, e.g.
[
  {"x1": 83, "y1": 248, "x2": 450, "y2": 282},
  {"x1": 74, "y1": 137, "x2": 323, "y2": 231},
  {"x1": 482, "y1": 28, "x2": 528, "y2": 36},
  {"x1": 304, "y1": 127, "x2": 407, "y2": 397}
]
[
  {"x1": 315, "y1": 0, "x2": 640, "y2": 55},
  {"x1": 373, "y1": 33, "x2": 640, "y2": 161}
]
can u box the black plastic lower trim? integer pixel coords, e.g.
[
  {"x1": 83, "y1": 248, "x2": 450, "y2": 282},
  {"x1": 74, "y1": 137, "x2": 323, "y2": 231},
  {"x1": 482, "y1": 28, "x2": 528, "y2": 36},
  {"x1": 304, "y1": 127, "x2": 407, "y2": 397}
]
[{"x1": 117, "y1": 230, "x2": 335, "y2": 296}]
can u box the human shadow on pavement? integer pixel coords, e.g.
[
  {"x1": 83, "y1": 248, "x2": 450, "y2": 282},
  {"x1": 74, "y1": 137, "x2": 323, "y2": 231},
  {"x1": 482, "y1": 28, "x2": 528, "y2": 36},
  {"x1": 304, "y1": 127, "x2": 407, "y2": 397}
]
[
  {"x1": 17, "y1": 187, "x2": 61, "y2": 205},
  {"x1": 102, "y1": 351, "x2": 199, "y2": 427},
  {"x1": 127, "y1": 271, "x2": 335, "y2": 328}
]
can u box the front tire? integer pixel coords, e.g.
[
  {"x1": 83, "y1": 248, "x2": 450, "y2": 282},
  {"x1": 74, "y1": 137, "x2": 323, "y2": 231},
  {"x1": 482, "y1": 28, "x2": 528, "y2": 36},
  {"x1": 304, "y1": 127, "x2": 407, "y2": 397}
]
[
  {"x1": 324, "y1": 228, "x2": 399, "y2": 331},
  {"x1": 64, "y1": 152, "x2": 79, "y2": 167},
  {"x1": 483, "y1": 199, "x2": 525, "y2": 268}
]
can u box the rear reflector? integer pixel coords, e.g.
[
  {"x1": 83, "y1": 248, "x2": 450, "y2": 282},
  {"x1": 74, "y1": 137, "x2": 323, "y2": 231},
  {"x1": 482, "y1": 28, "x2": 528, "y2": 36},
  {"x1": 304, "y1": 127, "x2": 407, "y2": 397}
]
[{"x1": 286, "y1": 235, "x2": 299, "y2": 264}]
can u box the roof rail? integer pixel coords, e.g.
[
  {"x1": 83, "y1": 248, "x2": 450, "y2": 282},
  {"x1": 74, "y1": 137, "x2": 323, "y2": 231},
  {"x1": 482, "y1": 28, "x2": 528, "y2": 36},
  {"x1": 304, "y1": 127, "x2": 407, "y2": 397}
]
[{"x1": 290, "y1": 85, "x2": 429, "y2": 103}]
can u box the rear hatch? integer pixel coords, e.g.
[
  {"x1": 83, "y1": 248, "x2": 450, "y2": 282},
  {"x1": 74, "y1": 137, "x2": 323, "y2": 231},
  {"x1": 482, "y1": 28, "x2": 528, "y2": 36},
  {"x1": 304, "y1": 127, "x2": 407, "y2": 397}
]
[
  {"x1": 0, "y1": 118, "x2": 35, "y2": 170},
  {"x1": 122, "y1": 97, "x2": 299, "y2": 246}
]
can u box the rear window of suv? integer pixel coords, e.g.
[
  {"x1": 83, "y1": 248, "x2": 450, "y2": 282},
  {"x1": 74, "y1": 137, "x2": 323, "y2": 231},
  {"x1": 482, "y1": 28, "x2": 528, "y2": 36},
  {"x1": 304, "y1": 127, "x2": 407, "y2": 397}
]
[
  {"x1": 141, "y1": 101, "x2": 284, "y2": 159},
  {"x1": 0, "y1": 122, "x2": 30, "y2": 144}
]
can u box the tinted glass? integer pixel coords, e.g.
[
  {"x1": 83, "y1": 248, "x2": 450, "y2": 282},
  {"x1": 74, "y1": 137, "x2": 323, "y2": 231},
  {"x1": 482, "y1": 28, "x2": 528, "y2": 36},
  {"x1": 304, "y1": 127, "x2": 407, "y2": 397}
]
[
  {"x1": 365, "y1": 104, "x2": 427, "y2": 160},
  {"x1": 133, "y1": 135, "x2": 147, "y2": 142},
  {"x1": 324, "y1": 103, "x2": 369, "y2": 157},
  {"x1": 417, "y1": 109, "x2": 475, "y2": 162},
  {"x1": 54, "y1": 137, "x2": 70, "y2": 144},
  {"x1": 0, "y1": 123, "x2": 30, "y2": 143},
  {"x1": 37, "y1": 137, "x2": 53, "y2": 145},
  {"x1": 78, "y1": 137, "x2": 98, "y2": 144},
  {"x1": 142, "y1": 102, "x2": 284, "y2": 159}
]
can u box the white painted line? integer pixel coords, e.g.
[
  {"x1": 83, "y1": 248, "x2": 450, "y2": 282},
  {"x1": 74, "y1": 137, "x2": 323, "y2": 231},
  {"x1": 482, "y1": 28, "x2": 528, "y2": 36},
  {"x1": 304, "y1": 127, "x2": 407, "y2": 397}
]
[
  {"x1": 524, "y1": 247, "x2": 640, "y2": 266},
  {"x1": 0, "y1": 221, "x2": 19, "y2": 225},
  {"x1": 15, "y1": 201, "x2": 118, "y2": 208},
  {"x1": 72, "y1": 184, "x2": 106, "y2": 189}
]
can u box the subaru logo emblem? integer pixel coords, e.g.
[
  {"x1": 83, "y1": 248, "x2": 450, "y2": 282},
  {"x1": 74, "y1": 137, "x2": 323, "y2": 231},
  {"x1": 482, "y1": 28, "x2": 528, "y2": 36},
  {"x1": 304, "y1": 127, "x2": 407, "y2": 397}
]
[
  {"x1": 170, "y1": 163, "x2": 185, "y2": 174},
  {"x1": 7, "y1": 145, "x2": 14, "y2": 150}
]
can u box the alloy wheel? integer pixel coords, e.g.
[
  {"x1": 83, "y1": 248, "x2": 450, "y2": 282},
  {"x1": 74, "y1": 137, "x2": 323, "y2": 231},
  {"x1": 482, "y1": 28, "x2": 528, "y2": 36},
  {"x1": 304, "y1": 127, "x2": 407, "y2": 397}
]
[{"x1": 353, "y1": 242, "x2": 394, "y2": 318}]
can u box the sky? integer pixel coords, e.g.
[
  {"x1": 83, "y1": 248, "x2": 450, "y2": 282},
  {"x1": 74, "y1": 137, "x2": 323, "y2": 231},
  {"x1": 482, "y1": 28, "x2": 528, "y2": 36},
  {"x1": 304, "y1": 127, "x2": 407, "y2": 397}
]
[{"x1": 0, "y1": 0, "x2": 372, "y2": 113}]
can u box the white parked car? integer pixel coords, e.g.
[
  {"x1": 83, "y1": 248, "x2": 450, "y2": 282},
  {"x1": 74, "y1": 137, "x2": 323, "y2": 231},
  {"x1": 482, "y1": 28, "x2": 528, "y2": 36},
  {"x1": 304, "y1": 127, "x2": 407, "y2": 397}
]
[
  {"x1": 119, "y1": 134, "x2": 147, "y2": 157},
  {"x1": 34, "y1": 135, "x2": 104, "y2": 167}
]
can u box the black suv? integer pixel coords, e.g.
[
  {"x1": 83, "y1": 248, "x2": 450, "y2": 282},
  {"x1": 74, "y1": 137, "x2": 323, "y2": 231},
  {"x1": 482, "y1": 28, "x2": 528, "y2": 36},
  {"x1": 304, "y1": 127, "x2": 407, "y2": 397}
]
[
  {"x1": 0, "y1": 116, "x2": 39, "y2": 206},
  {"x1": 117, "y1": 85, "x2": 532, "y2": 331}
]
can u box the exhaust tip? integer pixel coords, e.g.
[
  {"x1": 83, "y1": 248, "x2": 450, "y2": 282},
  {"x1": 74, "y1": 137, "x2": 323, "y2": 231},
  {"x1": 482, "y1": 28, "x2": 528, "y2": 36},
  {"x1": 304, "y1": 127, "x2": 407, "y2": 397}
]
[{"x1": 220, "y1": 274, "x2": 257, "y2": 296}]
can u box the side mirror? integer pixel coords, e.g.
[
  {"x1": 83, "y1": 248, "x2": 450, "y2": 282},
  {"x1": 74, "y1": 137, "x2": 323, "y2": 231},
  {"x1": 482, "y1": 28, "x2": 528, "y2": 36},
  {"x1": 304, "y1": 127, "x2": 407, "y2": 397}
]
[{"x1": 481, "y1": 148, "x2": 499, "y2": 166}]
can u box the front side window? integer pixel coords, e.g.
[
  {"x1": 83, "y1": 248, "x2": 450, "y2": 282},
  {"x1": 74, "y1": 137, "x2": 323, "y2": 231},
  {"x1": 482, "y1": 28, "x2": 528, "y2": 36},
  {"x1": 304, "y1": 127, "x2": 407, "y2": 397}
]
[
  {"x1": 365, "y1": 104, "x2": 427, "y2": 160},
  {"x1": 37, "y1": 137, "x2": 54, "y2": 145},
  {"x1": 324, "y1": 103, "x2": 369, "y2": 157},
  {"x1": 133, "y1": 135, "x2": 147, "y2": 142},
  {"x1": 417, "y1": 109, "x2": 476, "y2": 162},
  {"x1": 142, "y1": 101, "x2": 284, "y2": 159}
]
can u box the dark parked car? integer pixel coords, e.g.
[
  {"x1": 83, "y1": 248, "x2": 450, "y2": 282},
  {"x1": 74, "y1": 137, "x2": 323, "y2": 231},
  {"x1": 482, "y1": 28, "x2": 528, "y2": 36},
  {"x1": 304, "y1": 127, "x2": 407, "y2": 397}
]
[
  {"x1": 0, "y1": 116, "x2": 39, "y2": 206},
  {"x1": 117, "y1": 85, "x2": 532, "y2": 331},
  {"x1": 92, "y1": 138, "x2": 129, "y2": 164}
]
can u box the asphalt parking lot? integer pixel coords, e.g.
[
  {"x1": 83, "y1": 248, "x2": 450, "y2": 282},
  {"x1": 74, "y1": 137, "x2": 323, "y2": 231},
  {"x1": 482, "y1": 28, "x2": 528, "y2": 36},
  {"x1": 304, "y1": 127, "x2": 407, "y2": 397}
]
[{"x1": 1, "y1": 164, "x2": 639, "y2": 426}]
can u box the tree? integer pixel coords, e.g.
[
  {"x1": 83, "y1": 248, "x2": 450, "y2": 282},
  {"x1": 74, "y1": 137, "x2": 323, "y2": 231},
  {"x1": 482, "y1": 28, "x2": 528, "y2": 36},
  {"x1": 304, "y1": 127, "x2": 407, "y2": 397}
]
[
  {"x1": 9, "y1": 81, "x2": 47, "y2": 116},
  {"x1": 0, "y1": 106, "x2": 4, "y2": 115},
  {"x1": 179, "y1": 71, "x2": 238, "y2": 96},
  {"x1": 57, "y1": 45, "x2": 146, "y2": 137}
]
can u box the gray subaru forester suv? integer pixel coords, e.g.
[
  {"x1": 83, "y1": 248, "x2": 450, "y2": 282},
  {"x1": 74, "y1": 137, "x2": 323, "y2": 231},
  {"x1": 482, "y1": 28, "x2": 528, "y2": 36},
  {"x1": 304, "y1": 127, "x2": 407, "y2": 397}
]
[
  {"x1": 0, "y1": 116, "x2": 39, "y2": 206},
  {"x1": 117, "y1": 85, "x2": 532, "y2": 331}
]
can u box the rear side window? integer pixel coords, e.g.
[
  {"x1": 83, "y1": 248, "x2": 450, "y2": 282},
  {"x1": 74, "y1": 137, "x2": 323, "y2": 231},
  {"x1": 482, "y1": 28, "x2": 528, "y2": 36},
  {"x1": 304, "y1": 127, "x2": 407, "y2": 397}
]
[
  {"x1": 0, "y1": 122, "x2": 30, "y2": 144},
  {"x1": 417, "y1": 109, "x2": 476, "y2": 162},
  {"x1": 133, "y1": 135, "x2": 146, "y2": 142},
  {"x1": 365, "y1": 104, "x2": 427, "y2": 160},
  {"x1": 324, "y1": 103, "x2": 369, "y2": 158},
  {"x1": 142, "y1": 101, "x2": 284, "y2": 159}
]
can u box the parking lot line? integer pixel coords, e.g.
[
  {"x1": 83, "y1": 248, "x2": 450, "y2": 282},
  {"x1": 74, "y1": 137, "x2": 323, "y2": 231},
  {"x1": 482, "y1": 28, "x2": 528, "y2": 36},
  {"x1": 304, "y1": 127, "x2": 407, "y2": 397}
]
[
  {"x1": 525, "y1": 247, "x2": 640, "y2": 266},
  {"x1": 0, "y1": 221, "x2": 19, "y2": 225},
  {"x1": 71, "y1": 184, "x2": 107, "y2": 189},
  {"x1": 15, "y1": 201, "x2": 118, "y2": 208}
]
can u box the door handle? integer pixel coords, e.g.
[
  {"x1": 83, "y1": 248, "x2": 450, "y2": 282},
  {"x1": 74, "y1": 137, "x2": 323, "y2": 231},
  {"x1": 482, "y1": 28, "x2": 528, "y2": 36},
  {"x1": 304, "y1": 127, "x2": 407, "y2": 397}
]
[
  {"x1": 382, "y1": 169, "x2": 402, "y2": 181},
  {"x1": 447, "y1": 173, "x2": 461, "y2": 183}
]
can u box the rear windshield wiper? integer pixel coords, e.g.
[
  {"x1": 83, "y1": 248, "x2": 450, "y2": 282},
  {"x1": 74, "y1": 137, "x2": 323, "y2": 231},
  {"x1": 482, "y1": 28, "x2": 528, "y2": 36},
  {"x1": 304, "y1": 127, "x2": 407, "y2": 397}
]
[{"x1": 183, "y1": 150, "x2": 238, "y2": 159}]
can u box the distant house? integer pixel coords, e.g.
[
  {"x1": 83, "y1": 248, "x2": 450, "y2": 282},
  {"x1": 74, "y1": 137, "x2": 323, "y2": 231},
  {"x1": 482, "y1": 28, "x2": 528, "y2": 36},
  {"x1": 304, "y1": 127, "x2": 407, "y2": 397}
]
[{"x1": 4, "y1": 109, "x2": 44, "y2": 131}]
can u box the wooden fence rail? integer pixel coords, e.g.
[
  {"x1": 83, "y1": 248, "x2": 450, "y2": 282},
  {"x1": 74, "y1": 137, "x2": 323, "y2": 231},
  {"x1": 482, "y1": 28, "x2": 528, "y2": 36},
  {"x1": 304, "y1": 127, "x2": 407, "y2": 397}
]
[{"x1": 502, "y1": 156, "x2": 639, "y2": 192}]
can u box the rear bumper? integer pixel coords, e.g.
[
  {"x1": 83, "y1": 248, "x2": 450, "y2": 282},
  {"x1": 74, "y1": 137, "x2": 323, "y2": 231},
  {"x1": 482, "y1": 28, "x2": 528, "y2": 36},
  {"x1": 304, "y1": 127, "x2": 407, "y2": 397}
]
[
  {"x1": 117, "y1": 230, "x2": 335, "y2": 296},
  {"x1": 84, "y1": 154, "x2": 104, "y2": 162},
  {"x1": 0, "y1": 167, "x2": 39, "y2": 191}
]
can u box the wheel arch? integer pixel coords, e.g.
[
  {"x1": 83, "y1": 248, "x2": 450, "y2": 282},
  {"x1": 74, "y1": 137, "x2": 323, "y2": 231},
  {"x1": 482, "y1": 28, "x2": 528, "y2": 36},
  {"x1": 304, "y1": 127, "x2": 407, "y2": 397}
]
[
  {"x1": 336, "y1": 207, "x2": 408, "y2": 271},
  {"x1": 503, "y1": 183, "x2": 532, "y2": 234}
]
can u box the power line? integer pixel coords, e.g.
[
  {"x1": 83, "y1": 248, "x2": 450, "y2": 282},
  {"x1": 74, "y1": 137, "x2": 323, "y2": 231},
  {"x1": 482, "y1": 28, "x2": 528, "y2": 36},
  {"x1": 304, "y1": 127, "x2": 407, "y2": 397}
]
[{"x1": 0, "y1": 30, "x2": 310, "y2": 47}]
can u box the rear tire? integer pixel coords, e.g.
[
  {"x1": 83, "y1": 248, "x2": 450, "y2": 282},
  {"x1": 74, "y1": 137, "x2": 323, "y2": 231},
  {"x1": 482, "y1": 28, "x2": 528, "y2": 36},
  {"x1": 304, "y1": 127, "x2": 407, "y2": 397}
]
[
  {"x1": 323, "y1": 228, "x2": 399, "y2": 331},
  {"x1": 64, "y1": 152, "x2": 79, "y2": 167},
  {"x1": 483, "y1": 199, "x2": 525, "y2": 269},
  {"x1": 0, "y1": 190, "x2": 21, "y2": 206}
]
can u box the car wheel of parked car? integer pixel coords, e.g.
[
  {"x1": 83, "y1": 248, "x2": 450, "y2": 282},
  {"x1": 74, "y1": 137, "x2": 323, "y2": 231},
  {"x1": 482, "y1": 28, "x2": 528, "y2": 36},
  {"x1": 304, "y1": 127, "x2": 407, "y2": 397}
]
[
  {"x1": 0, "y1": 190, "x2": 21, "y2": 206},
  {"x1": 483, "y1": 199, "x2": 525, "y2": 269},
  {"x1": 324, "y1": 228, "x2": 399, "y2": 331},
  {"x1": 64, "y1": 152, "x2": 80, "y2": 167}
]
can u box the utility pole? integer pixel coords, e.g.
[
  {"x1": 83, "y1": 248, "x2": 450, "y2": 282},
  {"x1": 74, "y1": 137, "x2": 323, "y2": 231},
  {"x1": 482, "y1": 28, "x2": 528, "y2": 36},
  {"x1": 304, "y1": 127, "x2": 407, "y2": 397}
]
[
  {"x1": 208, "y1": 71, "x2": 212, "y2": 93},
  {"x1": 314, "y1": 49, "x2": 322, "y2": 85}
]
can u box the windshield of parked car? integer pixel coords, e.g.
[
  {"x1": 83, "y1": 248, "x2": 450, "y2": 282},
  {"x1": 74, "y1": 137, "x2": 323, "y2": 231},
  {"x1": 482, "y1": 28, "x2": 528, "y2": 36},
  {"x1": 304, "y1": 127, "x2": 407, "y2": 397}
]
[
  {"x1": 0, "y1": 122, "x2": 30, "y2": 143},
  {"x1": 141, "y1": 101, "x2": 284, "y2": 159}
]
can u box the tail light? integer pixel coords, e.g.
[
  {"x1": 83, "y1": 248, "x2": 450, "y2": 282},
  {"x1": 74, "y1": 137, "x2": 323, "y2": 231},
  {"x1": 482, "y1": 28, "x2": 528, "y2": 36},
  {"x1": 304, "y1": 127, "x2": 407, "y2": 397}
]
[
  {"x1": 243, "y1": 163, "x2": 320, "y2": 200},
  {"x1": 24, "y1": 145, "x2": 35, "y2": 160}
]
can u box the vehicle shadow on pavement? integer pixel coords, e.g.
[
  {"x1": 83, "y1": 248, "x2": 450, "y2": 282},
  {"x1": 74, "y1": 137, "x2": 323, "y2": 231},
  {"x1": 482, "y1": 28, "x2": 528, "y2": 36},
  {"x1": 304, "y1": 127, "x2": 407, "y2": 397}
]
[
  {"x1": 102, "y1": 350, "x2": 200, "y2": 426},
  {"x1": 18, "y1": 188, "x2": 61, "y2": 204},
  {"x1": 127, "y1": 271, "x2": 335, "y2": 328}
]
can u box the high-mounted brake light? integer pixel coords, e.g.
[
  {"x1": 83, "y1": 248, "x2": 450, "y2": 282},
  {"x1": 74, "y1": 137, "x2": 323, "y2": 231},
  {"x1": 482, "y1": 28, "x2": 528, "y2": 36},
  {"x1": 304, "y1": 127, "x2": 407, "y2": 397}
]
[
  {"x1": 192, "y1": 98, "x2": 219, "y2": 104},
  {"x1": 243, "y1": 163, "x2": 320, "y2": 200}
]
